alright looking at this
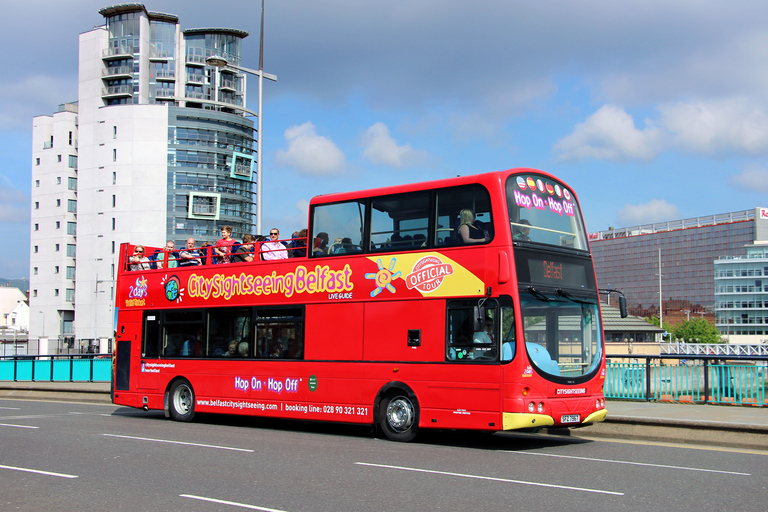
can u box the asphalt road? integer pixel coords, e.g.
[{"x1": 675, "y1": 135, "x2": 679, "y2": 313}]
[{"x1": 1, "y1": 397, "x2": 766, "y2": 511}]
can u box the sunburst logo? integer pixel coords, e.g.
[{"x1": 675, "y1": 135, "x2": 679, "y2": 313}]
[
  {"x1": 160, "y1": 274, "x2": 185, "y2": 303},
  {"x1": 365, "y1": 258, "x2": 401, "y2": 297}
]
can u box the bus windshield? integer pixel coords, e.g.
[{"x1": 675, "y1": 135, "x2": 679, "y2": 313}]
[
  {"x1": 520, "y1": 289, "x2": 602, "y2": 379},
  {"x1": 506, "y1": 173, "x2": 588, "y2": 251}
]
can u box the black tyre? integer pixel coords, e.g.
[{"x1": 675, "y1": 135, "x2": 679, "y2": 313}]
[
  {"x1": 379, "y1": 393, "x2": 419, "y2": 442},
  {"x1": 169, "y1": 379, "x2": 195, "y2": 422}
]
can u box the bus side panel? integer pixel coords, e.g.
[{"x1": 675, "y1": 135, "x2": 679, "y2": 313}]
[
  {"x1": 363, "y1": 300, "x2": 445, "y2": 361},
  {"x1": 305, "y1": 303, "x2": 364, "y2": 360}
]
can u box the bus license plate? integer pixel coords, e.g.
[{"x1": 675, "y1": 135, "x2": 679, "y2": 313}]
[{"x1": 561, "y1": 414, "x2": 580, "y2": 423}]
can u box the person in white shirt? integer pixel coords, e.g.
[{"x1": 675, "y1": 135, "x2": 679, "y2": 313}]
[{"x1": 261, "y1": 228, "x2": 288, "y2": 260}]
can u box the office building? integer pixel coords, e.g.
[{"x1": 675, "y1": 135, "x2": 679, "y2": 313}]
[
  {"x1": 714, "y1": 244, "x2": 768, "y2": 342},
  {"x1": 30, "y1": 4, "x2": 258, "y2": 351},
  {"x1": 590, "y1": 208, "x2": 768, "y2": 341}
]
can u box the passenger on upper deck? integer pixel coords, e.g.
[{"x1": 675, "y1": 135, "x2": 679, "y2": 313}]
[
  {"x1": 156, "y1": 240, "x2": 179, "y2": 269},
  {"x1": 178, "y1": 238, "x2": 202, "y2": 267},
  {"x1": 457, "y1": 209, "x2": 488, "y2": 244},
  {"x1": 262, "y1": 228, "x2": 289, "y2": 260},
  {"x1": 289, "y1": 229, "x2": 308, "y2": 258},
  {"x1": 313, "y1": 232, "x2": 329, "y2": 256},
  {"x1": 513, "y1": 219, "x2": 531, "y2": 241},
  {"x1": 214, "y1": 225, "x2": 236, "y2": 264},
  {"x1": 233, "y1": 234, "x2": 256, "y2": 263},
  {"x1": 129, "y1": 245, "x2": 151, "y2": 271}
]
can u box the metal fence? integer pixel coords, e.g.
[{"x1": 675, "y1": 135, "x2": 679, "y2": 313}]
[
  {"x1": 606, "y1": 354, "x2": 767, "y2": 406},
  {"x1": 0, "y1": 354, "x2": 112, "y2": 382}
]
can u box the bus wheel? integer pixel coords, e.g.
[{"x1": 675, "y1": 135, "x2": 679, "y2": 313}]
[
  {"x1": 379, "y1": 393, "x2": 419, "y2": 442},
  {"x1": 169, "y1": 379, "x2": 195, "y2": 422}
]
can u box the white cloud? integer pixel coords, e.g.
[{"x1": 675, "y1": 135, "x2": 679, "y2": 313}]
[
  {"x1": 274, "y1": 122, "x2": 346, "y2": 175},
  {"x1": 555, "y1": 99, "x2": 768, "y2": 162},
  {"x1": 617, "y1": 199, "x2": 679, "y2": 226},
  {"x1": 553, "y1": 105, "x2": 660, "y2": 162},
  {"x1": 360, "y1": 122, "x2": 430, "y2": 167},
  {"x1": 729, "y1": 165, "x2": 768, "y2": 193}
]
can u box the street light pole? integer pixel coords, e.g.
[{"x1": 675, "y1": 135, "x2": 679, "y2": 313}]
[{"x1": 206, "y1": 1, "x2": 276, "y2": 236}]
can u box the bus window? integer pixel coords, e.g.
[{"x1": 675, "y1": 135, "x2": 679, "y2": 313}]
[
  {"x1": 311, "y1": 201, "x2": 365, "y2": 256},
  {"x1": 255, "y1": 307, "x2": 304, "y2": 359},
  {"x1": 370, "y1": 191, "x2": 430, "y2": 252},
  {"x1": 501, "y1": 306, "x2": 516, "y2": 361},
  {"x1": 446, "y1": 299, "x2": 499, "y2": 362},
  {"x1": 142, "y1": 313, "x2": 160, "y2": 358},
  {"x1": 161, "y1": 310, "x2": 205, "y2": 357},
  {"x1": 435, "y1": 185, "x2": 493, "y2": 247},
  {"x1": 207, "y1": 308, "x2": 251, "y2": 357}
]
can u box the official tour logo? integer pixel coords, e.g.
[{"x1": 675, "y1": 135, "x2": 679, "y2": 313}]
[{"x1": 405, "y1": 256, "x2": 454, "y2": 293}]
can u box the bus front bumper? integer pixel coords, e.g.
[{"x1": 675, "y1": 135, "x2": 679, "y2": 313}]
[{"x1": 502, "y1": 408, "x2": 607, "y2": 430}]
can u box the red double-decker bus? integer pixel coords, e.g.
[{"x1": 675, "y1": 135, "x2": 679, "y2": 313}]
[{"x1": 113, "y1": 168, "x2": 610, "y2": 441}]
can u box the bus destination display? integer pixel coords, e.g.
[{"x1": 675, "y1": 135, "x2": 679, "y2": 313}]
[{"x1": 528, "y1": 258, "x2": 588, "y2": 288}]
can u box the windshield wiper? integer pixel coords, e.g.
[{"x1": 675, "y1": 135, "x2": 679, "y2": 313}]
[
  {"x1": 556, "y1": 288, "x2": 591, "y2": 305},
  {"x1": 527, "y1": 286, "x2": 554, "y2": 302}
]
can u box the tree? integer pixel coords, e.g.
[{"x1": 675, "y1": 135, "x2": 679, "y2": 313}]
[{"x1": 670, "y1": 318, "x2": 722, "y2": 344}]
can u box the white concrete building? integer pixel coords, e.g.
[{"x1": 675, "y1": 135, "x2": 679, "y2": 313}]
[{"x1": 30, "y1": 4, "x2": 258, "y2": 353}]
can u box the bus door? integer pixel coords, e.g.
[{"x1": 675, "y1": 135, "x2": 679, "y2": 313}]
[
  {"x1": 115, "y1": 310, "x2": 143, "y2": 391},
  {"x1": 138, "y1": 312, "x2": 161, "y2": 391}
]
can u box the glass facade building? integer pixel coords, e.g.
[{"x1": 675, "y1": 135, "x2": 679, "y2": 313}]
[
  {"x1": 715, "y1": 245, "x2": 768, "y2": 338},
  {"x1": 589, "y1": 210, "x2": 759, "y2": 318}
]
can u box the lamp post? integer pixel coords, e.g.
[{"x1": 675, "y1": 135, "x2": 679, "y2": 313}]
[{"x1": 206, "y1": 0, "x2": 276, "y2": 236}]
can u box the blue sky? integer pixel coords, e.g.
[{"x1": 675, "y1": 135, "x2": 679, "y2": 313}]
[{"x1": 3, "y1": 1, "x2": 768, "y2": 279}]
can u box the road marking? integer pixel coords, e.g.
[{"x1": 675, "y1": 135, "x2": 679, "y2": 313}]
[
  {"x1": 355, "y1": 462, "x2": 623, "y2": 496},
  {"x1": 180, "y1": 494, "x2": 287, "y2": 511},
  {"x1": 103, "y1": 433, "x2": 255, "y2": 452},
  {"x1": 0, "y1": 423, "x2": 39, "y2": 429},
  {"x1": 0, "y1": 464, "x2": 78, "y2": 479},
  {"x1": 574, "y1": 436, "x2": 768, "y2": 456},
  {"x1": 505, "y1": 451, "x2": 751, "y2": 476},
  {"x1": 0, "y1": 406, "x2": 21, "y2": 410}
]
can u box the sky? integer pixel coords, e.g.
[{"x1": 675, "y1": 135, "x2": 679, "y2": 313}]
[{"x1": 3, "y1": 1, "x2": 768, "y2": 279}]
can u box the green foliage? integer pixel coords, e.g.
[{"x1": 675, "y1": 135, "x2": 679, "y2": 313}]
[
  {"x1": 670, "y1": 318, "x2": 722, "y2": 344},
  {"x1": 646, "y1": 315, "x2": 661, "y2": 328}
]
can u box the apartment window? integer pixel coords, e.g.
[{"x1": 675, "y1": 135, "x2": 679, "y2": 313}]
[
  {"x1": 56, "y1": 199, "x2": 61, "y2": 207},
  {"x1": 113, "y1": 126, "x2": 117, "y2": 139},
  {"x1": 67, "y1": 244, "x2": 76, "y2": 257},
  {"x1": 34, "y1": 245, "x2": 38, "y2": 253},
  {"x1": 113, "y1": 172, "x2": 116, "y2": 185},
  {"x1": 68, "y1": 177, "x2": 77, "y2": 190},
  {"x1": 55, "y1": 243, "x2": 60, "y2": 252},
  {"x1": 33, "y1": 267, "x2": 38, "y2": 275},
  {"x1": 34, "y1": 202, "x2": 39, "y2": 209},
  {"x1": 112, "y1": 217, "x2": 116, "y2": 231},
  {"x1": 66, "y1": 289, "x2": 75, "y2": 303},
  {"x1": 111, "y1": 263, "x2": 115, "y2": 278},
  {"x1": 54, "y1": 289, "x2": 59, "y2": 297},
  {"x1": 35, "y1": 158, "x2": 40, "y2": 166},
  {"x1": 57, "y1": 154, "x2": 62, "y2": 163},
  {"x1": 56, "y1": 221, "x2": 60, "y2": 229},
  {"x1": 68, "y1": 155, "x2": 77, "y2": 168},
  {"x1": 54, "y1": 266, "x2": 59, "y2": 274},
  {"x1": 113, "y1": 148, "x2": 117, "y2": 161},
  {"x1": 67, "y1": 199, "x2": 77, "y2": 213},
  {"x1": 33, "y1": 290, "x2": 37, "y2": 298},
  {"x1": 67, "y1": 222, "x2": 76, "y2": 235},
  {"x1": 112, "y1": 241, "x2": 115, "y2": 254},
  {"x1": 112, "y1": 195, "x2": 116, "y2": 207},
  {"x1": 66, "y1": 266, "x2": 76, "y2": 279},
  {"x1": 69, "y1": 131, "x2": 73, "y2": 145},
  {"x1": 34, "y1": 223, "x2": 39, "y2": 231},
  {"x1": 35, "y1": 180, "x2": 40, "y2": 187},
  {"x1": 57, "y1": 177, "x2": 61, "y2": 185}
]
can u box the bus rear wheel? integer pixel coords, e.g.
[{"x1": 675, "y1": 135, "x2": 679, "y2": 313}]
[
  {"x1": 379, "y1": 393, "x2": 419, "y2": 442},
  {"x1": 169, "y1": 379, "x2": 195, "y2": 422}
]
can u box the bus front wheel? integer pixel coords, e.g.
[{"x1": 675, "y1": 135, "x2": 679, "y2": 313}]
[
  {"x1": 169, "y1": 379, "x2": 195, "y2": 422},
  {"x1": 379, "y1": 393, "x2": 419, "y2": 442}
]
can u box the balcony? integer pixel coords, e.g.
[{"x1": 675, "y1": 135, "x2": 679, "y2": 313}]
[
  {"x1": 186, "y1": 53, "x2": 206, "y2": 66},
  {"x1": 155, "y1": 69, "x2": 176, "y2": 81},
  {"x1": 220, "y1": 78, "x2": 238, "y2": 91},
  {"x1": 185, "y1": 90, "x2": 205, "y2": 100},
  {"x1": 192, "y1": 204, "x2": 217, "y2": 216},
  {"x1": 102, "y1": 46, "x2": 137, "y2": 60},
  {"x1": 155, "y1": 89, "x2": 176, "y2": 99},
  {"x1": 186, "y1": 74, "x2": 206, "y2": 84},
  {"x1": 102, "y1": 66, "x2": 134, "y2": 79},
  {"x1": 102, "y1": 85, "x2": 133, "y2": 98}
]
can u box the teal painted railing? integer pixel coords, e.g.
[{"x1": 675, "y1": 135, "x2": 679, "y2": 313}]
[
  {"x1": 0, "y1": 355, "x2": 112, "y2": 382},
  {"x1": 605, "y1": 355, "x2": 767, "y2": 406}
]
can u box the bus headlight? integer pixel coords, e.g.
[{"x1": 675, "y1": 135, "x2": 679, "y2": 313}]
[
  {"x1": 528, "y1": 401, "x2": 535, "y2": 413},
  {"x1": 537, "y1": 402, "x2": 544, "y2": 414}
]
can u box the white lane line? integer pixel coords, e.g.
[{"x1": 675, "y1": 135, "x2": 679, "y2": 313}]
[
  {"x1": 506, "y1": 451, "x2": 751, "y2": 476},
  {"x1": 355, "y1": 462, "x2": 623, "y2": 496},
  {"x1": 0, "y1": 464, "x2": 78, "y2": 479},
  {"x1": 0, "y1": 406, "x2": 21, "y2": 410},
  {"x1": 102, "y1": 433, "x2": 254, "y2": 452},
  {"x1": 0, "y1": 423, "x2": 39, "y2": 429},
  {"x1": 180, "y1": 494, "x2": 287, "y2": 511}
]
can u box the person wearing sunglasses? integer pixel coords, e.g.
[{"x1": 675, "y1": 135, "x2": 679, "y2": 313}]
[
  {"x1": 261, "y1": 228, "x2": 289, "y2": 260},
  {"x1": 129, "y1": 245, "x2": 151, "y2": 271}
]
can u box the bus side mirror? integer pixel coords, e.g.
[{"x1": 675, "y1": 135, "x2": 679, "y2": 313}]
[{"x1": 619, "y1": 296, "x2": 628, "y2": 318}]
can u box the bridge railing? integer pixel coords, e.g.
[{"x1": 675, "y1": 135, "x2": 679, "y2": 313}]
[
  {"x1": 605, "y1": 354, "x2": 767, "y2": 406},
  {"x1": 0, "y1": 354, "x2": 112, "y2": 383}
]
